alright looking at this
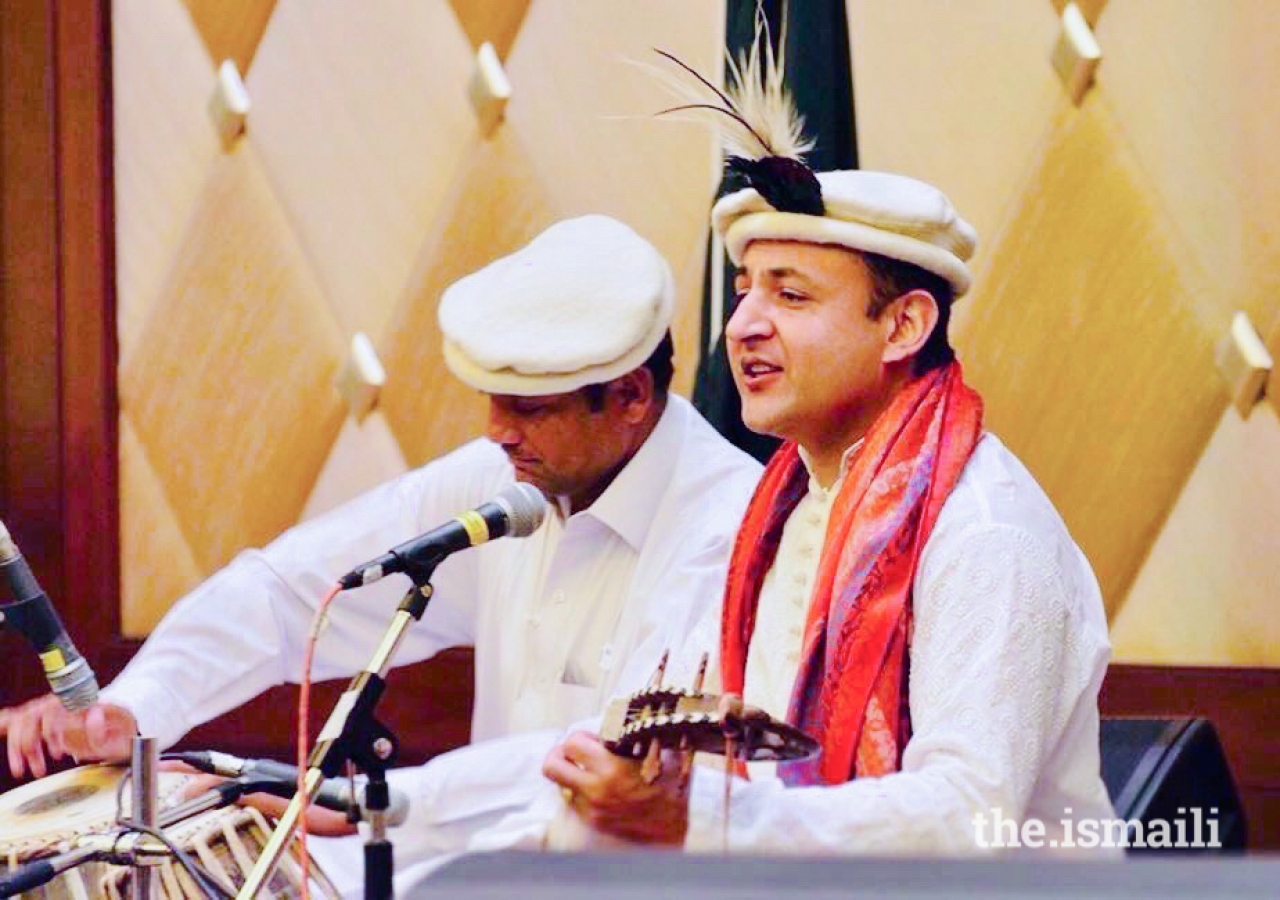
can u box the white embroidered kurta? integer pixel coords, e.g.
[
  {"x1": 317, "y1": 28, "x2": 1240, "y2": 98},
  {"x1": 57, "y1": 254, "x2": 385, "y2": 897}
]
[
  {"x1": 686, "y1": 433, "x2": 1116, "y2": 855},
  {"x1": 102, "y1": 394, "x2": 761, "y2": 750},
  {"x1": 741, "y1": 441, "x2": 859, "y2": 725}
]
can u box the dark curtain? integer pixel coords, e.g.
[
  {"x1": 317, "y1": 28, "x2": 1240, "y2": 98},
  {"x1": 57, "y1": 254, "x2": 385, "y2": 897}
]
[{"x1": 692, "y1": 0, "x2": 858, "y2": 462}]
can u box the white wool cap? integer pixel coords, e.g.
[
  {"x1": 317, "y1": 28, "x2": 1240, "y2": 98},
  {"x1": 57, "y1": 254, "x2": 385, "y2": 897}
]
[
  {"x1": 439, "y1": 215, "x2": 675, "y2": 396},
  {"x1": 712, "y1": 170, "x2": 978, "y2": 297}
]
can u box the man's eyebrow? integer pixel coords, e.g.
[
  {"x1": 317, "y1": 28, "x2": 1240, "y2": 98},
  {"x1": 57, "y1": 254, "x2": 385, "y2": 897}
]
[{"x1": 736, "y1": 266, "x2": 814, "y2": 283}]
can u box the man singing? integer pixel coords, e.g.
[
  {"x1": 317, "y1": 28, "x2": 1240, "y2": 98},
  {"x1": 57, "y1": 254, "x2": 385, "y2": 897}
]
[{"x1": 541, "y1": 51, "x2": 1114, "y2": 856}]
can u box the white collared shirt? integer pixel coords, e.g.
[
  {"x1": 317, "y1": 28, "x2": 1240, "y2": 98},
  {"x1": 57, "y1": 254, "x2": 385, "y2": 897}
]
[{"x1": 103, "y1": 395, "x2": 762, "y2": 748}]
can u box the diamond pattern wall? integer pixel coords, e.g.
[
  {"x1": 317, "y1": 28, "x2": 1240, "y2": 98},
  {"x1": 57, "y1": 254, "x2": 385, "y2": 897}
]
[
  {"x1": 182, "y1": 0, "x2": 277, "y2": 74},
  {"x1": 245, "y1": 0, "x2": 479, "y2": 342},
  {"x1": 849, "y1": 0, "x2": 1280, "y2": 661},
  {"x1": 120, "y1": 146, "x2": 349, "y2": 577},
  {"x1": 114, "y1": 0, "x2": 223, "y2": 365},
  {"x1": 116, "y1": 1, "x2": 722, "y2": 634},
  {"x1": 447, "y1": 0, "x2": 531, "y2": 61},
  {"x1": 114, "y1": 0, "x2": 1280, "y2": 663}
]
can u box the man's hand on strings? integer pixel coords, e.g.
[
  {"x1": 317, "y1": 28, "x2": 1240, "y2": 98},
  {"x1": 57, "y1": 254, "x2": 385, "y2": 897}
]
[{"x1": 542, "y1": 730, "x2": 689, "y2": 846}]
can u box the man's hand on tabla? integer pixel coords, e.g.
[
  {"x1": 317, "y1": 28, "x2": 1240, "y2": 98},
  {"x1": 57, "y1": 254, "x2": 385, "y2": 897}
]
[{"x1": 0, "y1": 695, "x2": 137, "y2": 780}]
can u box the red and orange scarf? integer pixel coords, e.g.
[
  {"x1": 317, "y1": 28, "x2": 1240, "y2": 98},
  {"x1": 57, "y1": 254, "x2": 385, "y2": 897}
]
[{"x1": 721, "y1": 361, "x2": 984, "y2": 786}]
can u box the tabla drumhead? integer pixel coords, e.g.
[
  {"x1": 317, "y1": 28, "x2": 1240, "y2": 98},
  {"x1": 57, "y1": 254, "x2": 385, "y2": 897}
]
[{"x1": 0, "y1": 764, "x2": 184, "y2": 858}]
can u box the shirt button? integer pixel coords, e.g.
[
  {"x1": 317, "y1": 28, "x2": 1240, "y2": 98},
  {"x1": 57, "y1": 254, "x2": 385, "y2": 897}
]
[
  {"x1": 791, "y1": 594, "x2": 806, "y2": 608},
  {"x1": 529, "y1": 613, "x2": 542, "y2": 629},
  {"x1": 798, "y1": 544, "x2": 815, "y2": 557},
  {"x1": 792, "y1": 571, "x2": 807, "y2": 586},
  {"x1": 552, "y1": 589, "x2": 567, "y2": 605},
  {"x1": 806, "y1": 511, "x2": 822, "y2": 526}
]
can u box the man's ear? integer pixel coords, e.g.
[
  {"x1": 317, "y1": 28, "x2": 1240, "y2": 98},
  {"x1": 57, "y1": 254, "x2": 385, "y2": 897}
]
[
  {"x1": 881, "y1": 289, "x2": 939, "y2": 365},
  {"x1": 611, "y1": 369, "x2": 655, "y2": 423}
]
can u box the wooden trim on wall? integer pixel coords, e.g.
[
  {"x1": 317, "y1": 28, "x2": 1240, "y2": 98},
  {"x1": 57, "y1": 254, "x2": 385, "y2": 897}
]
[
  {"x1": 1, "y1": 0, "x2": 116, "y2": 709},
  {"x1": 0, "y1": 0, "x2": 128, "y2": 797},
  {"x1": 51, "y1": 0, "x2": 120, "y2": 659}
]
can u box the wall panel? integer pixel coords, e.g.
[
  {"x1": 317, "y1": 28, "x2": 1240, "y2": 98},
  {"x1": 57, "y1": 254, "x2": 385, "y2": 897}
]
[
  {"x1": 183, "y1": 0, "x2": 276, "y2": 75},
  {"x1": 120, "y1": 147, "x2": 348, "y2": 594},
  {"x1": 113, "y1": 4, "x2": 724, "y2": 639},
  {"x1": 245, "y1": 0, "x2": 477, "y2": 343},
  {"x1": 1097, "y1": 2, "x2": 1280, "y2": 665},
  {"x1": 959, "y1": 98, "x2": 1221, "y2": 612},
  {"x1": 847, "y1": 0, "x2": 1062, "y2": 268},
  {"x1": 113, "y1": 0, "x2": 220, "y2": 365},
  {"x1": 119, "y1": 417, "x2": 203, "y2": 636},
  {"x1": 1096, "y1": 0, "x2": 1280, "y2": 333},
  {"x1": 447, "y1": 0, "x2": 531, "y2": 61},
  {"x1": 378, "y1": 124, "x2": 554, "y2": 469},
  {"x1": 1114, "y1": 403, "x2": 1280, "y2": 665},
  {"x1": 848, "y1": 0, "x2": 1280, "y2": 627}
]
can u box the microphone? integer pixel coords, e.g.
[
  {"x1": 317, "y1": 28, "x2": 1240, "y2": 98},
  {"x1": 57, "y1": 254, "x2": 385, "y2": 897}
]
[
  {"x1": 172, "y1": 751, "x2": 411, "y2": 826},
  {"x1": 0, "y1": 845, "x2": 100, "y2": 896},
  {"x1": 338, "y1": 482, "x2": 548, "y2": 589},
  {"x1": 0, "y1": 519, "x2": 100, "y2": 711},
  {"x1": 0, "y1": 828, "x2": 187, "y2": 895}
]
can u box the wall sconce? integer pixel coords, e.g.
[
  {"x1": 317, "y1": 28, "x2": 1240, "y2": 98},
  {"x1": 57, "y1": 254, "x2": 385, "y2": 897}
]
[
  {"x1": 1216, "y1": 311, "x2": 1274, "y2": 419},
  {"x1": 468, "y1": 42, "x2": 512, "y2": 138},
  {"x1": 208, "y1": 59, "x2": 250, "y2": 149},
  {"x1": 1051, "y1": 2, "x2": 1102, "y2": 106},
  {"x1": 336, "y1": 333, "x2": 387, "y2": 423}
]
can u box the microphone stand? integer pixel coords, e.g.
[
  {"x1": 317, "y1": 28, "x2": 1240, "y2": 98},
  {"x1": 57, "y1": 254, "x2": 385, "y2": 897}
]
[
  {"x1": 130, "y1": 736, "x2": 159, "y2": 900},
  {"x1": 236, "y1": 560, "x2": 445, "y2": 900}
]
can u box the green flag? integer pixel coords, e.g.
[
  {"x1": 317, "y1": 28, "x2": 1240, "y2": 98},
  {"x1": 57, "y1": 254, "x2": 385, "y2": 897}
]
[{"x1": 692, "y1": 0, "x2": 858, "y2": 463}]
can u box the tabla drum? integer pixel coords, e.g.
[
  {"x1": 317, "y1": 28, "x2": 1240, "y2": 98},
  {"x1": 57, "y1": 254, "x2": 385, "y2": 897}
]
[
  {"x1": 101, "y1": 805, "x2": 338, "y2": 899},
  {"x1": 1, "y1": 763, "x2": 150, "y2": 898},
  {"x1": 0, "y1": 764, "x2": 338, "y2": 899}
]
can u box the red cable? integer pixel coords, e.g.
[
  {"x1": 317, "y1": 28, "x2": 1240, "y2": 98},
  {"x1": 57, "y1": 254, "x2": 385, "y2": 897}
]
[{"x1": 297, "y1": 581, "x2": 342, "y2": 900}]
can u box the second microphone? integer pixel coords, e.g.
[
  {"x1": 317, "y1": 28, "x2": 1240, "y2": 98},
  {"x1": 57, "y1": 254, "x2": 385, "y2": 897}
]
[{"x1": 338, "y1": 482, "x2": 547, "y2": 589}]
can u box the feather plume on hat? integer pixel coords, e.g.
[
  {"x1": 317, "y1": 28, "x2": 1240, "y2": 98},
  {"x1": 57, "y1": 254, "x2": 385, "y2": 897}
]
[
  {"x1": 646, "y1": 7, "x2": 977, "y2": 296},
  {"x1": 650, "y1": 7, "x2": 824, "y2": 216}
]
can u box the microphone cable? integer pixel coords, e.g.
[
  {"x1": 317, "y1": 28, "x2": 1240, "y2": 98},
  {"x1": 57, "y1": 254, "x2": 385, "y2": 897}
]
[
  {"x1": 110, "y1": 768, "x2": 234, "y2": 899},
  {"x1": 296, "y1": 580, "x2": 342, "y2": 900},
  {"x1": 125, "y1": 823, "x2": 234, "y2": 900}
]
